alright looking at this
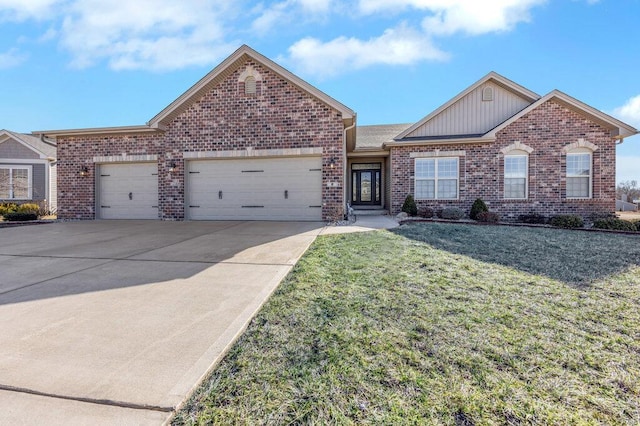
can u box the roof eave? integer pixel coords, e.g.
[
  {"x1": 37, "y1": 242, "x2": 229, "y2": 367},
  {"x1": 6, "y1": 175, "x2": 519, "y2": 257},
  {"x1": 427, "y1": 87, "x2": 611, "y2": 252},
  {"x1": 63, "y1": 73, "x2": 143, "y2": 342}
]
[
  {"x1": 486, "y1": 90, "x2": 640, "y2": 139},
  {"x1": 395, "y1": 71, "x2": 541, "y2": 140},
  {"x1": 33, "y1": 125, "x2": 161, "y2": 138},
  {"x1": 385, "y1": 136, "x2": 495, "y2": 148}
]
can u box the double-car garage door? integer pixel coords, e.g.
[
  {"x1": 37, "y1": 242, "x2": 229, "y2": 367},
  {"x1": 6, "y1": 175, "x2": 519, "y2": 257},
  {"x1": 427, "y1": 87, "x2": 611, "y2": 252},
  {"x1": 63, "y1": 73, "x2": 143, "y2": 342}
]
[{"x1": 97, "y1": 157, "x2": 322, "y2": 221}]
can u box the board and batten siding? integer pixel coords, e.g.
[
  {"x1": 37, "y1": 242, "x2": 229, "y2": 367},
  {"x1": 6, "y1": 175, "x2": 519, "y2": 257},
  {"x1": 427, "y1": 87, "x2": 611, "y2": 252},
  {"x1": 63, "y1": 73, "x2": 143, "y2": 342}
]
[{"x1": 406, "y1": 84, "x2": 532, "y2": 138}]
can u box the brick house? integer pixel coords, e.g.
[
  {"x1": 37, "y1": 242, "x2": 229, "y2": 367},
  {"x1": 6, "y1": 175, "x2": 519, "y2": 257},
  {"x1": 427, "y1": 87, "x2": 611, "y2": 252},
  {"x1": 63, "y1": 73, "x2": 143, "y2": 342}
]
[{"x1": 36, "y1": 46, "x2": 637, "y2": 222}]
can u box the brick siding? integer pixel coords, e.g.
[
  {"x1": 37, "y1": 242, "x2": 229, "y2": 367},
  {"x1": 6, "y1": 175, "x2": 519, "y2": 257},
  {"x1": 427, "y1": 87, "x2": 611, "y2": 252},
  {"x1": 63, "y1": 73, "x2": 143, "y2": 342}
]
[
  {"x1": 390, "y1": 100, "x2": 616, "y2": 221},
  {"x1": 56, "y1": 59, "x2": 345, "y2": 220}
]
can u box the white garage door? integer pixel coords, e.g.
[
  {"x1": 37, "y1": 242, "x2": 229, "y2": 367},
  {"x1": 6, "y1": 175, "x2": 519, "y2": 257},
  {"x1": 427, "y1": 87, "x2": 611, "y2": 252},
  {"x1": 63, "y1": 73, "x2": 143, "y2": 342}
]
[
  {"x1": 98, "y1": 163, "x2": 159, "y2": 219},
  {"x1": 187, "y1": 157, "x2": 322, "y2": 221}
]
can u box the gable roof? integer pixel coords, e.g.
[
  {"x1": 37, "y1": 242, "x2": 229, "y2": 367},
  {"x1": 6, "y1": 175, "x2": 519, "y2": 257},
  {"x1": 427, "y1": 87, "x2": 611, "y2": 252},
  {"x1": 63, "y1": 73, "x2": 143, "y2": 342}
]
[
  {"x1": 486, "y1": 89, "x2": 638, "y2": 139},
  {"x1": 394, "y1": 71, "x2": 540, "y2": 141},
  {"x1": 35, "y1": 45, "x2": 355, "y2": 138},
  {"x1": 0, "y1": 129, "x2": 56, "y2": 158},
  {"x1": 147, "y1": 44, "x2": 355, "y2": 129},
  {"x1": 386, "y1": 72, "x2": 638, "y2": 148}
]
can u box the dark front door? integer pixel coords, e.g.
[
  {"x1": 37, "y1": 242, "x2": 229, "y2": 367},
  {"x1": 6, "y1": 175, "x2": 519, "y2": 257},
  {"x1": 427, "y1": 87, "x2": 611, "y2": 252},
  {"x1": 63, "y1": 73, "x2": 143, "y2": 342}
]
[{"x1": 352, "y1": 163, "x2": 381, "y2": 206}]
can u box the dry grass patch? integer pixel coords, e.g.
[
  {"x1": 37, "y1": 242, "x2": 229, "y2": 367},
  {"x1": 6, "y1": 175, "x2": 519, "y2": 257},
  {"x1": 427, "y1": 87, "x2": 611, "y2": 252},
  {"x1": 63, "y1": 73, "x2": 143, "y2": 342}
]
[{"x1": 174, "y1": 223, "x2": 640, "y2": 425}]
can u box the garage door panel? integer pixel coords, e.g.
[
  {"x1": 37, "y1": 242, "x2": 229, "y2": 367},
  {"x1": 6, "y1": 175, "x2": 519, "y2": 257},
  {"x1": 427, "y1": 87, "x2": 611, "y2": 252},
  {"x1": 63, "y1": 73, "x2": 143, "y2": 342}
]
[
  {"x1": 188, "y1": 157, "x2": 322, "y2": 221},
  {"x1": 99, "y1": 163, "x2": 159, "y2": 220}
]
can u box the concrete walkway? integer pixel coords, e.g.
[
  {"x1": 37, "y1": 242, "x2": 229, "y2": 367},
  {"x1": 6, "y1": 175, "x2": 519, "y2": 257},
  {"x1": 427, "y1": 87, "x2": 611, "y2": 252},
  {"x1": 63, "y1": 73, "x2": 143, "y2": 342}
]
[
  {"x1": 320, "y1": 214, "x2": 399, "y2": 235},
  {"x1": 0, "y1": 217, "x2": 396, "y2": 425}
]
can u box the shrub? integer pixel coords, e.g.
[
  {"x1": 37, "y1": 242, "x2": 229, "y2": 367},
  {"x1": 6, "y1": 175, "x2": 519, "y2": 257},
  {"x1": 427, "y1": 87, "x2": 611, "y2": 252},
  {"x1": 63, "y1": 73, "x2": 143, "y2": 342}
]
[
  {"x1": 592, "y1": 218, "x2": 637, "y2": 232},
  {"x1": 17, "y1": 203, "x2": 40, "y2": 213},
  {"x1": 589, "y1": 211, "x2": 617, "y2": 222},
  {"x1": 4, "y1": 212, "x2": 38, "y2": 221},
  {"x1": 477, "y1": 211, "x2": 500, "y2": 223},
  {"x1": 402, "y1": 195, "x2": 418, "y2": 217},
  {"x1": 0, "y1": 202, "x2": 18, "y2": 217},
  {"x1": 549, "y1": 215, "x2": 584, "y2": 229},
  {"x1": 418, "y1": 207, "x2": 434, "y2": 218},
  {"x1": 469, "y1": 198, "x2": 488, "y2": 220},
  {"x1": 518, "y1": 213, "x2": 548, "y2": 224},
  {"x1": 438, "y1": 207, "x2": 465, "y2": 220}
]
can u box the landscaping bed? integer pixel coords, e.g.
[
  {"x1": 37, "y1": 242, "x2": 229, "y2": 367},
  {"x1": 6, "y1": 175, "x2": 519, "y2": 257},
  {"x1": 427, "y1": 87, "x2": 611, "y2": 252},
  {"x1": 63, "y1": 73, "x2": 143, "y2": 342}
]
[{"x1": 174, "y1": 223, "x2": 640, "y2": 425}]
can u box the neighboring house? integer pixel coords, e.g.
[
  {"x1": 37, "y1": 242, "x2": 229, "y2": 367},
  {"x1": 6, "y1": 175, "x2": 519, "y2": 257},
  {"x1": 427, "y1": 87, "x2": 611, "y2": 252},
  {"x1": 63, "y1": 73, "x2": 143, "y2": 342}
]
[
  {"x1": 0, "y1": 130, "x2": 57, "y2": 212},
  {"x1": 616, "y1": 199, "x2": 638, "y2": 211},
  {"x1": 34, "y1": 45, "x2": 637, "y2": 222}
]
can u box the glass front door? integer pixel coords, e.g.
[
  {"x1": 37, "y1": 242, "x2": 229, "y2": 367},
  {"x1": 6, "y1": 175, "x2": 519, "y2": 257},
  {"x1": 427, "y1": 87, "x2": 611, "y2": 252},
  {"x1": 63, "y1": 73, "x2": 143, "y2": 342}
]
[{"x1": 352, "y1": 163, "x2": 381, "y2": 206}]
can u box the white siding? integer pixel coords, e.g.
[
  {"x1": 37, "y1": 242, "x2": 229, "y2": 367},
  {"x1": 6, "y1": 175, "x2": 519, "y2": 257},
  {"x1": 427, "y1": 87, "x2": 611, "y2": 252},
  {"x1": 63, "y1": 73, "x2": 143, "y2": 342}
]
[
  {"x1": 406, "y1": 84, "x2": 532, "y2": 138},
  {"x1": 49, "y1": 163, "x2": 57, "y2": 213}
]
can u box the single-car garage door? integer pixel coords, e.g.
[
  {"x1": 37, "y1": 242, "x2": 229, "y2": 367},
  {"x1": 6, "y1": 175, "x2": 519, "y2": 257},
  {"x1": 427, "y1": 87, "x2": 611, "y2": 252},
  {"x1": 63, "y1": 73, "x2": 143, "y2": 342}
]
[
  {"x1": 187, "y1": 157, "x2": 322, "y2": 221},
  {"x1": 98, "y1": 163, "x2": 159, "y2": 219}
]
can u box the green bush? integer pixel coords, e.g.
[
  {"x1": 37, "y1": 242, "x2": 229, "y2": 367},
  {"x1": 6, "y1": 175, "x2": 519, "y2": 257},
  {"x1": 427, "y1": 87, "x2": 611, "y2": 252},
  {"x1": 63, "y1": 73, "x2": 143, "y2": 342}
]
[
  {"x1": 17, "y1": 203, "x2": 40, "y2": 213},
  {"x1": 469, "y1": 198, "x2": 488, "y2": 220},
  {"x1": 402, "y1": 195, "x2": 418, "y2": 216},
  {"x1": 4, "y1": 212, "x2": 38, "y2": 221},
  {"x1": 518, "y1": 213, "x2": 548, "y2": 224},
  {"x1": 592, "y1": 218, "x2": 637, "y2": 232},
  {"x1": 477, "y1": 211, "x2": 500, "y2": 223},
  {"x1": 589, "y1": 211, "x2": 617, "y2": 222},
  {"x1": 549, "y1": 215, "x2": 584, "y2": 229},
  {"x1": 439, "y1": 207, "x2": 465, "y2": 220},
  {"x1": 418, "y1": 207, "x2": 434, "y2": 218}
]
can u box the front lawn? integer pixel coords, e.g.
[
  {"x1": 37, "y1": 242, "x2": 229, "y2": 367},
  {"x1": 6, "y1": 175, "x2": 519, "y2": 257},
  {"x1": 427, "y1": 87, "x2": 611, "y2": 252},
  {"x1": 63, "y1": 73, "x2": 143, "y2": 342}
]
[{"x1": 174, "y1": 223, "x2": 640, "y2": 425}]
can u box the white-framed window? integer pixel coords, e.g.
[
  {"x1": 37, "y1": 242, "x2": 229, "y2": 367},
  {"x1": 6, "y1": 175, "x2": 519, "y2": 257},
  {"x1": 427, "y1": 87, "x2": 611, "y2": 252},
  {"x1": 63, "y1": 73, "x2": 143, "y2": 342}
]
[
  {"x1": 0, "y1": 165, "x2": 32, "y2": 200},
  {"x1": 504, "y1": 154, "x2": 528, "y2": 199},
  {"x1": 566, "y1": 150, "x2": 592, "y2": 199},
  {"x1": 415, "y1": 157, "x2": 459, "y2": 200}
]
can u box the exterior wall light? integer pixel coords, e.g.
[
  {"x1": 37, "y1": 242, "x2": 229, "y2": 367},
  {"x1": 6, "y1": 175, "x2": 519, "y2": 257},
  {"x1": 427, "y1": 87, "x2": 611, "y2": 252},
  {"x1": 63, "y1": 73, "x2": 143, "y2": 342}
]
[
  {"x1": 168, "y1": 161, "x2": 177, "y2": 172},
  {"x1": 79, "y1": 166, "x2": 89, "y2": 177},
  {"x1": 329, "y1": 157, "x2": 336, "y2": 169}
]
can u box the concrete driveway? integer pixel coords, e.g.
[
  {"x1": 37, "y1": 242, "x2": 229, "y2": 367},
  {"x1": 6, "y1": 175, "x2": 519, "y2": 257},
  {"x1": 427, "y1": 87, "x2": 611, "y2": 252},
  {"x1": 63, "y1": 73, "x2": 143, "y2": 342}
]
[{"x1": 0, "y1": 220, "x2": 324, "y2": 425}]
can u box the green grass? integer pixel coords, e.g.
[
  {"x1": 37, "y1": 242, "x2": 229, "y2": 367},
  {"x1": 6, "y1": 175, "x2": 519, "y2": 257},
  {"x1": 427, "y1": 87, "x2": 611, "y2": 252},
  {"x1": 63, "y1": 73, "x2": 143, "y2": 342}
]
[{"x1": 173, "y1": 223, "x2": 640, "y2": 425}]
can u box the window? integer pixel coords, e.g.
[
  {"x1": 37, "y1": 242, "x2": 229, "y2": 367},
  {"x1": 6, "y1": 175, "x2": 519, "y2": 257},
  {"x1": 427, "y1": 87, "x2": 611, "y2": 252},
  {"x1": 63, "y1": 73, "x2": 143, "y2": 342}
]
[
  {"x1": 415, "y1": 158, "x2": 458, "y2": 199},
  {"x1": 504, "y1": 154, "x2": 528, "y2": 199},
  {"x1": 0, "y1": 165, "x2": 32, "y2": 200},
  {"x1": 566, "y1": 152, "x2": 591, "y2": 198}
]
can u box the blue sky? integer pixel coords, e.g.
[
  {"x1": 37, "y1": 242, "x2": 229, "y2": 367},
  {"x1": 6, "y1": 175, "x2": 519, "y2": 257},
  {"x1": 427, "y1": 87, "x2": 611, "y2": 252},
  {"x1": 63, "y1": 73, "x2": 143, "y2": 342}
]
[{"x1": 1, "y1": 0, "x2": 639, "y2": 182}]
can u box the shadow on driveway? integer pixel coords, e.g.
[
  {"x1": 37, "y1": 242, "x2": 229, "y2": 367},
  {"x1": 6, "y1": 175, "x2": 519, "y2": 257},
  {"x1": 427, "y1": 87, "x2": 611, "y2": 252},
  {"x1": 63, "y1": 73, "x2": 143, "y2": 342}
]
[
  {"x1": 0, "y1": 220, "x2": 322, "y2": 306},
  {"x1": 392, "y1": 222, "x2": 640, "y2": 285}
]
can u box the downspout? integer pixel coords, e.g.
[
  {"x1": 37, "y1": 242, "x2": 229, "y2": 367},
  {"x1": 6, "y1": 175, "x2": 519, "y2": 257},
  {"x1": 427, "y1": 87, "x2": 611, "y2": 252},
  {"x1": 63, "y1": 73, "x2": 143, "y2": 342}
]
[{"x1": 343, "y1": 114, "x2": 357, "y2": 215}]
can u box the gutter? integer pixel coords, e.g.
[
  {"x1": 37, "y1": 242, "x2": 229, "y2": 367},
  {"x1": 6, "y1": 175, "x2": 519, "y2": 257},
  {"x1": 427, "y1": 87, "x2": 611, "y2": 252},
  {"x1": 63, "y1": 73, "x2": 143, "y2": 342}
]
[{"x1": 342, "y1": 115, "x2": 357, "y2": 213}]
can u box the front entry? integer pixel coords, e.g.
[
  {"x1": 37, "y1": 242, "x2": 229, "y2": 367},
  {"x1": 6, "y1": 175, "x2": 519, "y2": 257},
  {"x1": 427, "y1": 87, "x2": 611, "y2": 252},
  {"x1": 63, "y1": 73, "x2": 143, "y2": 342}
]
[{"x1": 352, "y1": 163, "x2": 381, "y2": 206}]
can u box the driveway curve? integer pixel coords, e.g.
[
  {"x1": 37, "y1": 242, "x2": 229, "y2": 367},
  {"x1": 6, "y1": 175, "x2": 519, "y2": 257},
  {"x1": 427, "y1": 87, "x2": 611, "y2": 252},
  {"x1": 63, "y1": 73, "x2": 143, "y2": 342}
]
[{"x1": 0, "y1": 220, "x2": 323, "y2": 425}]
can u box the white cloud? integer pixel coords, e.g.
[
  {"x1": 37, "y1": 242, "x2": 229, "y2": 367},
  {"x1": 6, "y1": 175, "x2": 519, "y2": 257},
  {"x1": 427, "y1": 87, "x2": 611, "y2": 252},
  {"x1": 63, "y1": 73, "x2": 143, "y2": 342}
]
[
  {"x1": 613, "y1": 94, "x2": 640, "y2": 129},
  {"x1": 283, "y1": 0, "x2": 547, "y2": 77},
  {"x1": 0, "y1": 48, "x2": 27, "y2": 68},
  {"x1": 422, "y1": 0, "x2": 546, "y2": 36},
  {"x1": 358, "y1": 0, "x2": 546, "y2": 36},
  {"x1": 0, "y1": 0, "x2": 63, "y2": 21},
  {"x1": 286, "y1": 23, "x2": 448, "y2": 78},
  {"x1": 59, "y1": 0, "x2": 238, "y2": 71},
  {"x1": 251, "y1": 0, "x2": 334, "y2": 34}
]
